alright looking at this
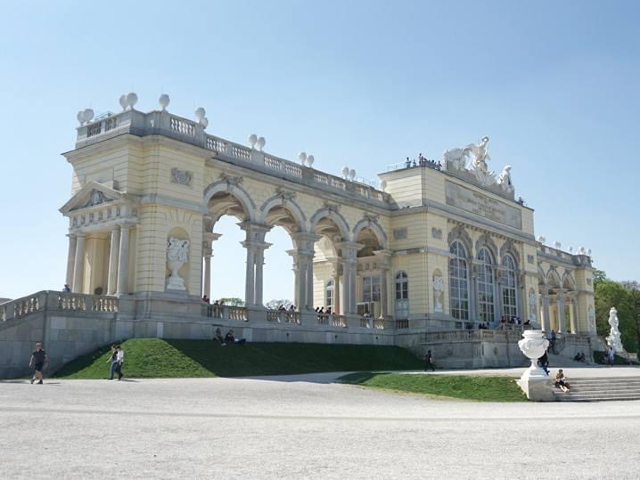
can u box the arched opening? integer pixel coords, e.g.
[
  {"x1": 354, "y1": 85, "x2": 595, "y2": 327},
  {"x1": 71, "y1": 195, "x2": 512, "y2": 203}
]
[
  {"x1": 262, "y1": 202, "x2": 303, "y2": 310},
  {"x1": 501, "y1": 254, "x2": 518, "y2": 321},
  {"x1": 477, "y1": 247, "x2": 496, "y2": 324},
  {"x1": 205, "y1": 190, "x2": 251, "y2": 306},
  {"x1": 449, "y1": 240, "x2": 470, "y2": 321},
  {"x1": 356, "y1": 226, "x2": 384, "y2": 317},
  {"x1": 312, "y1": 213, "x2": 347, "y2": 313}
]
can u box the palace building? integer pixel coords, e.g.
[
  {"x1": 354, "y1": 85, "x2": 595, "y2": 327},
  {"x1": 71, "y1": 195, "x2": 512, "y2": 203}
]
[{"x1": 0, "y1": 94, "x2": 597, "y2": 376}]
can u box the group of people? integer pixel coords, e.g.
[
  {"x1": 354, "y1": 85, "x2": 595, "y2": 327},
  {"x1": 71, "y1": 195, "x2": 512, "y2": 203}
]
[
  {"x1": 404, "y1": 154, "x2": 442, "y2": 171},
  {"x1": 213, "y1": 328, "x2": 246, "y2": 346}
]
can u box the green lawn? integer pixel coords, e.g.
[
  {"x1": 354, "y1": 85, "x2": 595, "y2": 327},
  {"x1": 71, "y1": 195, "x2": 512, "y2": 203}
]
[
  {"x1": 54, "y1": 338, "x2": 423, "y2": 379},
  {"x1": 338, "y1": 372, "x2": 528, "y2": 402}
]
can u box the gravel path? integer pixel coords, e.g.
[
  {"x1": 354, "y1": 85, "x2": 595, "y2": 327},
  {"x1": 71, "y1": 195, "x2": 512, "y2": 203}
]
[{"x1": 1, "y1": 372, "x2": 640, "y2": 479}]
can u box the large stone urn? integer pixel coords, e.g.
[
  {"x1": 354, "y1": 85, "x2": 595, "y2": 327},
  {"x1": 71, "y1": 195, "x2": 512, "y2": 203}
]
[
  {"x1": 517, "y1": 330, "x2": 553, "y2": 401},
  {"x1": 518, "y1": 330, "x2": 549, "y2": 378}
]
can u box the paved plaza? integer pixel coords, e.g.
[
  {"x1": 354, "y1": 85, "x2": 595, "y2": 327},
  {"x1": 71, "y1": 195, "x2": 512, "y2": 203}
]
[{"x1": 2, "y1": 369, "x2": 640, "y2": 479}]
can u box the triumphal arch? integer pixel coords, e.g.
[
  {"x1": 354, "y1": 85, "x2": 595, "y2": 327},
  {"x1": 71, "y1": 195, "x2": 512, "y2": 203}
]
[{"x1": 0, "y1": 94, "x2": 597, "y2": 376}]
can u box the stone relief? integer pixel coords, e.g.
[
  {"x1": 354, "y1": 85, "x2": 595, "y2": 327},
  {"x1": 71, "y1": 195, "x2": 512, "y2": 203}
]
[
  {"x1": 527, "y1": 254, "x2": 535, "y2": 264},
  {"x1": 83, "y1": 189, "x2": 113, "y2": 208},
  {"x1": 432, "y1": 271, "x2": 444, "y2": 313},
  {"x1": 588, "y1": 305, "x2": 596, "y2": 333},
  {"x1": 219, "y1": 173, "x2": 243, "y2": 186},
  {"x1": 393, "y1": 228, "x2": 407, "y2": 240},
  {"x1": 166, "y1": 237, "x2": 190, "y2": 290},
  {"x1": 323, "y1": 201, "x2": 341, "y2": 213},
  {"x1": 431, "y1": 228, "x2": 442, "y2": 239},
  {"x1": 275, "y1": 187, "x2": 296, "y2": 201},
  {"x1": 171, "y1": 168, "x2": 192, "y2": 186}
]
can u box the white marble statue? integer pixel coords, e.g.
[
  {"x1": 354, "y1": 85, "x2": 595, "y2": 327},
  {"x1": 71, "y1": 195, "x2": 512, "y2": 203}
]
[
  {"x1": 497, "y1": 165, "x2": 513, "y2": 193},
  {"x1": 432, "y1": 274, "x2": 443, "y2": 313},
  {"x1": 167, "y1": 237, "x2": 190, "y2": 290},
  {"x1": 606, "y1": 307, "x2": 624, "y2": 353}
]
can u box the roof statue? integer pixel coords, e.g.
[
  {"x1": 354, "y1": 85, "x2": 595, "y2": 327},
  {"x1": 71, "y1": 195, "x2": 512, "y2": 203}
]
[{"x1": 442, "y1": 136, "x2": 515, "y2": 199}]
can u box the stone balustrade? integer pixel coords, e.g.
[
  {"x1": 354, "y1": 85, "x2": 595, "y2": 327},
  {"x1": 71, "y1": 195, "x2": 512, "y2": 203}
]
[
  {"x1": 0, "y1": 291, "x2": 119, "y2": 323},
  {"x1": 76, "y1": 109, "x2": 390, "y2": 207}
]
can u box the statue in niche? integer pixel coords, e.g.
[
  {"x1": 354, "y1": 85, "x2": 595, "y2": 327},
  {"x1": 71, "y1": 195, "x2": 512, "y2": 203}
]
[
  {"x1": 167, "y1": 237, "x2": 190, "y2": 290},
  {"x1": 432, "y1": 272, "x2": 443, "y2": 313}
]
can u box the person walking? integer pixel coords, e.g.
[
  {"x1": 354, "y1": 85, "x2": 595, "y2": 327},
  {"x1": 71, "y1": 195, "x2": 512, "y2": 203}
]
[
  {"x1": 115, "y1": 345, "x2": 125, "y2": 380},
  {"x1": 424, "y1": 350, "x2": 435, "y2": 372},
  {"x1": 29, "y1": 343, "x2": 49, "y2": 384},
  {"x1": 107, "y1": 345, "x2": 119, "y2": 380}
]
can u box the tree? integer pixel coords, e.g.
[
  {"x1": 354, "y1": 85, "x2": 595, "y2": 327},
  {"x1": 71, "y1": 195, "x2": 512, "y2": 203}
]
[
  {"x1": 265, "y1": 299, "x2": 293, "y2": 310},
  {"x1": 595, "y1": 280, "x2": 638, "y2": 353},
  {"x1": 218, "y1": 297, "x2": 244, "y2": 307},
  {"x1": 593, "y1": 269, "x2": 608, "y2": 287}
]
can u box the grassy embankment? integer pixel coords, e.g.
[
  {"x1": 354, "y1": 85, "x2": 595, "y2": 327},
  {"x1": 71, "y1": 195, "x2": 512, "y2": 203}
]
[
  {"x1": 54, "y1": 338, "x2": 423, "y2": 379},
  {"x1": 339, "y1": 372, "x2": 528, "y2": 402}
]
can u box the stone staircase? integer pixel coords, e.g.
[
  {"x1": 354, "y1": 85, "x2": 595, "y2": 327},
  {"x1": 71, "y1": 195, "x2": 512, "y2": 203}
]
[{"x1": 553, "y1": 376, "x2": 640, "y2": 402}]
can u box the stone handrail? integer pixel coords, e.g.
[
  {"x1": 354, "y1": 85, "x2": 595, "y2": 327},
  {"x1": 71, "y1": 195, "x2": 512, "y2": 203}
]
[
  {"x1": 1, "y1": 291, "x2": 119, "y2": 322},
  {"x1": 76, "y1": 109, "x2": 389, "y2": 207}
]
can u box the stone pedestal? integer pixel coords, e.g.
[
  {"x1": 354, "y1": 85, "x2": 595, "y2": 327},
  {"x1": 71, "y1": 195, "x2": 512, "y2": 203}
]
[{"x1": 517, "y1": 329, "x2": 554, "y2": 401}]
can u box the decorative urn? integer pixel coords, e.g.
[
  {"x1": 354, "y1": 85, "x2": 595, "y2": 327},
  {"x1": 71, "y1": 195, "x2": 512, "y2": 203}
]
[{"x1": 518, "y1": 330, "x2": 549, "y2": 377}]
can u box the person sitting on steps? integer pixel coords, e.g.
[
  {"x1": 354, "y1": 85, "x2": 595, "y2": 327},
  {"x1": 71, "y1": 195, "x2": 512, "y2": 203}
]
[{"x1": 555, "y1": 369, "x2": 570, "y2": 393}]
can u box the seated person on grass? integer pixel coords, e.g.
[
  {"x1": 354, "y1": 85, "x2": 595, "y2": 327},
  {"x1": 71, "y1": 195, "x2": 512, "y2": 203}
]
[
  {"x1": 213, "y1": 328, "x2": 226, "y2": 346},
  {"x1": 225, "y1": 329, "x2": 246, "y2": 345}
]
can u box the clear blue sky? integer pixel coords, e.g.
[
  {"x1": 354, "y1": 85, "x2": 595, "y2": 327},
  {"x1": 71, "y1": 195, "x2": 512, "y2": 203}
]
[{"x1": 1, "y1": 0, "x2": 638, "y2": 301}]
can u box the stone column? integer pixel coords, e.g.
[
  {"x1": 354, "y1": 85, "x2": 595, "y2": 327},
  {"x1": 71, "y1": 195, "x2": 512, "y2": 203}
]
[
  {"x1": 469, "y1": 263, "x2": 478, "y2": 323},
  {"x1": 306, "y1": 252, "x2": 315, "y2": 310},
  {"x1": 72, "y1": 235, "x2": 86, "y2": 293},
  {"x1": 65, "y1": 234, "x2": 77, "y2": 288},
  {"x1": 107, "y1": 227, "x2": 120, "y2": 295},
  {"x1": 557, "y1": 290, "x2": 566, "y2": 333},
  {"x1": 336, "y1": 241, "x2": 363, "y2": 315},
  {"x1": 569, "y1": 297, "x2": 577, "y2": 334},
  {"x1": 244, "y1": 246, "x2": 255, "y2": 307},
  {"x1": 116, "y1": 225, "x2": 131, "y2": 295},
  {"x1": 254, "y1": 246, "x2": 268, "y2": 307},
  {"x1": 333, "y1": 269, "x2": 341, "y2": 314},
  {"x1": 287, "y1": 250, "x2": 300, "y2": 308},
  {"x1": 540, "y1": 289, "x2": 550, "y2": 332},
  {"x1": 202, "y1": 232, "x2": 221, "y2": 300}
]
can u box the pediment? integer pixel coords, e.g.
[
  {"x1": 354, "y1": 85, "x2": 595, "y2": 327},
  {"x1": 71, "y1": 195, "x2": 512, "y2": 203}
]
[{"x1": 59, "y1": 181, "x2": 125, "y2": 214}]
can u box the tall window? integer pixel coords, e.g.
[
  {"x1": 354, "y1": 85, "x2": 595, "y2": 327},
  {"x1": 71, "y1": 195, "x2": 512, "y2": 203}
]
[
  {"x1": 502, "y1": 254, "x2": 518, "y2": 319},
  {"x1": 395, "y1": 271, "x2": 409, "y2": 300},
  {"x1": 325, "y1": 279, "x2": 334, "y2": 309},
  {"x1": 362, "y1": 276, "x2": 381, "y2": 303},
  {"x1": 477, "y1": 247, "x2": 495, "y2": 323},
  {"x1": 449, "y1": 241, "x2": 469, "y2": 320}
]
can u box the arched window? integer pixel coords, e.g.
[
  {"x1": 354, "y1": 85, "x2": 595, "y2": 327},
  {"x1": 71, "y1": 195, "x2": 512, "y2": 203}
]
[
  {"x1": 325, "y1": 279, "x2": 334, "y2": 309},
  {"x1": 449, "y1": 241, "x2": 469, "y2": 320},
  {"x1": 477, "y1": 247, "x2": 495, "y2": 323},
  {"x1": 394, "y1": 271, "x2": 409, "y2": 319},
  {"x1": 501, "y1": 254, "x2": 518, "y2": 319}
]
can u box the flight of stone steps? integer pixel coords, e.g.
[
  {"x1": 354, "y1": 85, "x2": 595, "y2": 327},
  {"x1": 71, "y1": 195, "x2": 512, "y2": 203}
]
[{"x1": 554, "y1": 376, "x2": 640, "y2": 402}]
